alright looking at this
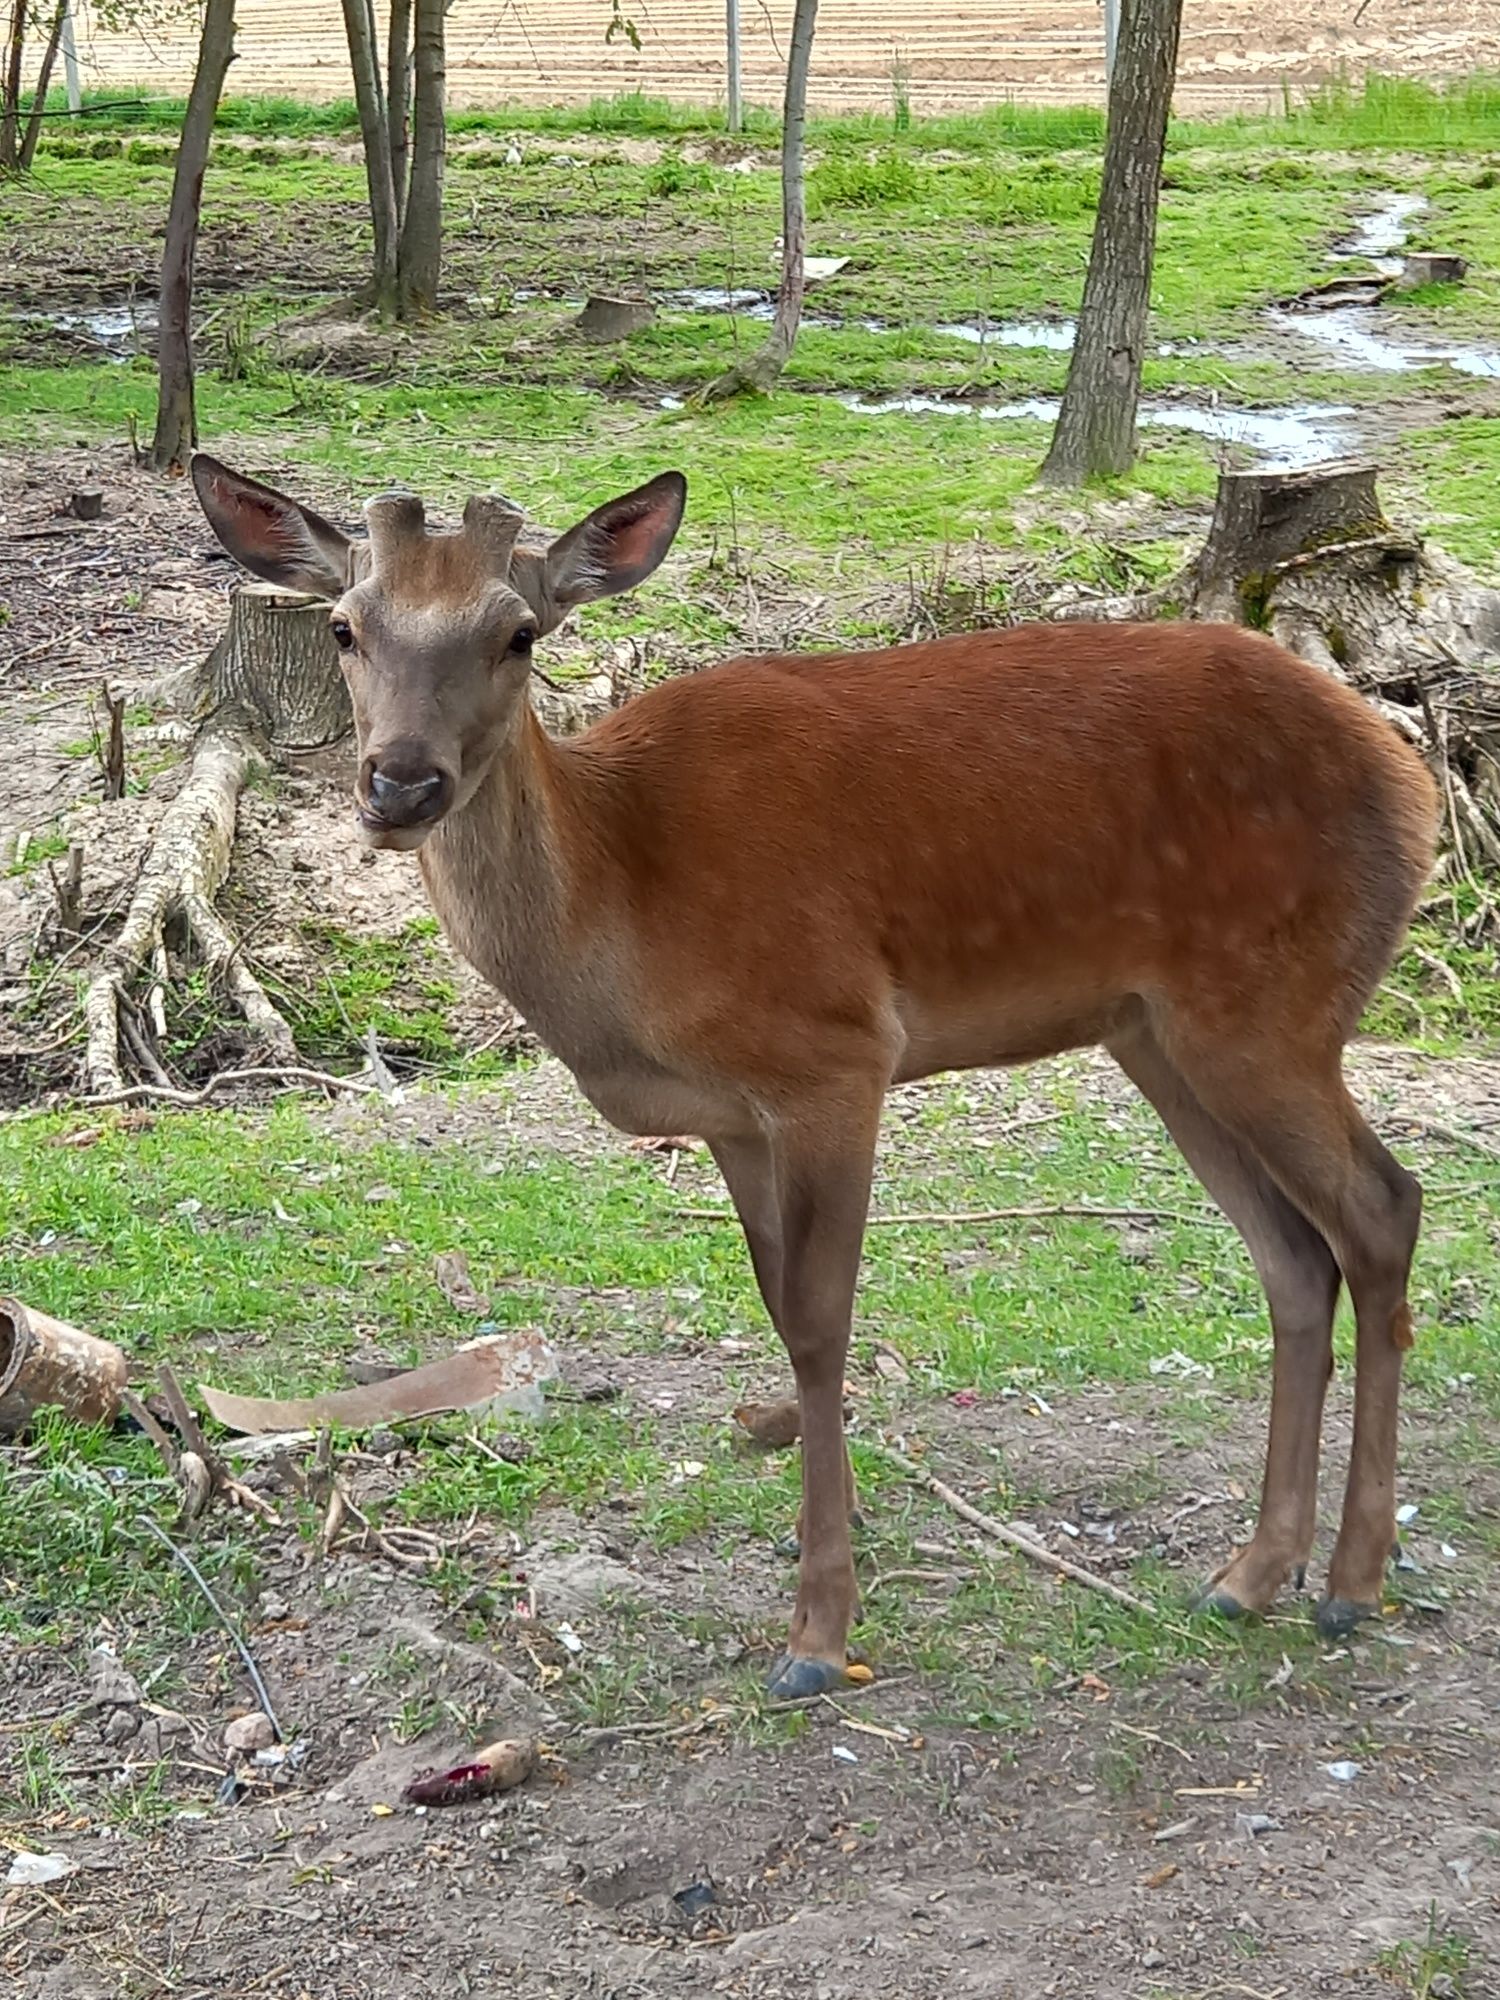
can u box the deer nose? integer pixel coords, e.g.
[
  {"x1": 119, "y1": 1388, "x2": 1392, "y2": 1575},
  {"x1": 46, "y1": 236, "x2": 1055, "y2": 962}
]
[{"x1": 365, "y1": 763, "x2": 448, "y2": 825}]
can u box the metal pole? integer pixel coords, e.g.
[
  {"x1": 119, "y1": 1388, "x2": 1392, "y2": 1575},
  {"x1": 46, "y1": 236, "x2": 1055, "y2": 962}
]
[
  {"x1": 61, "y1": 0, "x2": 82, "y2": 113},
  {"x1": 1102, "y1": 0, "x2": 1119, "y2": 86},
  {"x1": 726, "y1": 0, "x2": 742, "y2": 133}
]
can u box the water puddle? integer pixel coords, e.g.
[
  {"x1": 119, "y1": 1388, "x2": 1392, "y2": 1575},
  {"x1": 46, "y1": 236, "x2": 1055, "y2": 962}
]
[
  {"x1": 1268, "y1": 306, "x2": 1500, "y2": 379},
  {"x1": 1326, "y1": 193, "x2": 1428, "y2": 277},
  {"x1": 839, "y1": 392, "x2": 1356, "y2": 470},
  {"x1": 22, "y1": 302, "x2": 155, "y2": 359},
  {"x1": 934, "y1": 317, "x2": 1076, "y2": 351}
]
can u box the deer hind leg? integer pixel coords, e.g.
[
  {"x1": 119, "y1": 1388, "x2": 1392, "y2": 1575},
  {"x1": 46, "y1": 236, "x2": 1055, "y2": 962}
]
[
  {"x1": 709, "y1": 1132, "x2": 860, "y2": 1536},
  {"x1": 1156, "y1": 1029, "x2": 1421, "y2": 1637},
  {"x1": 1111, "y1": 1024, "x2": 1341, "y2": 1617}
]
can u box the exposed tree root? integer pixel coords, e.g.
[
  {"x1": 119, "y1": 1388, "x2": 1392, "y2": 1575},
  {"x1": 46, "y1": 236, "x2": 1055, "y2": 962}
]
[{"x1": 83, "y1": 727, "x2": 297, "y2": 1095}]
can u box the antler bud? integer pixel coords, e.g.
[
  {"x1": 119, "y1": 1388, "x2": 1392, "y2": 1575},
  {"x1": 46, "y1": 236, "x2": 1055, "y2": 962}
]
[
  {"x1": 462, "y1": 494, "x2": 526, "y2": 572},
  {"x1": 364, "y1": 492, "x2": 427, "y2": 568}
]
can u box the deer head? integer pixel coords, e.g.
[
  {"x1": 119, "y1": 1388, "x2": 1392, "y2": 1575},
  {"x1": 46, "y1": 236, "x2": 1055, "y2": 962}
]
[{"x1": 191, "y1": 455, "x2": 687, "y2": 852}]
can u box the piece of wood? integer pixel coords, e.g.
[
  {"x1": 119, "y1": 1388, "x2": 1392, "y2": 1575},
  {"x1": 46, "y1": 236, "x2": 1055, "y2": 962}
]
[
  {"x1": 1396, "y1": 252, "x2": 1466, "y2": 290},
  {"x1": 47, "y1": 841, "x2": 83, "y2": 934},
  {"x1": 574, "y1": 294, "x2": 655, "y2": 342},
  {"x1": 0, "y1": 1296, "x2": 127, "y2": 1438},
  {"x1": 67, "y1": 488, "x2": 104, "y2": 522},
  {"x1": 99, "y1": 682, "x2": 126, "y2": 800},
  {"x1": 198, "y1": 1330, "x2": 559, "y2": 1434}
]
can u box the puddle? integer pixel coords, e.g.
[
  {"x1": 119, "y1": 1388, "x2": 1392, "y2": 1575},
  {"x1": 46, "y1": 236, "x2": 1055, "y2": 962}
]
[
  {"x1": 1268, "y1": 306, "x2": 1500, "y2": 379},
  {"x1": 1326, "y1": 193, "x2": 1428, "y2": 278},
  {"x1": 667, "y1": 285, "x2": 774, "y2": 318},
  {"x1": 934, "y1": 317, "x2": 1076, "y2": 351},
  {"x1": 22, "y1": 302, "x2": 155, "y2": 360},
  {"x1": 839, "y1": 392, "x2": 1356, "y2": 469}
]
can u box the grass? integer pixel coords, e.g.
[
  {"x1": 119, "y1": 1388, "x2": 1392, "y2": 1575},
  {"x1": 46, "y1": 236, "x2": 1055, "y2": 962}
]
[
  {"x1": 3, "y1": 1060, "x2": 1494, "y2": 1760},
  {"x1": 1376, "y1": 1908, "x2": 1474, "y2": 1999},
  {"x1": 37, "y1": 70, "x2": 1500, "y2": 154}
]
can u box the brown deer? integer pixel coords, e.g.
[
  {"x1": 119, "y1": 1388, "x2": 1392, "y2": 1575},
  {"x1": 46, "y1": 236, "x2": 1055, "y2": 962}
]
[{"x1": 192, "y1": 454, "x2": 1439, "y2": 1699}]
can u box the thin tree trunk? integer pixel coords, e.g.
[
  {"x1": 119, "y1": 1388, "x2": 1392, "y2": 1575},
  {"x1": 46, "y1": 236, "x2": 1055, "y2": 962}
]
[
  {"x1": 387, "y1": 0, "x2": 412, "y2": 231},
  {"x1": 397, "y1": 0, "x2": 445, "y2": 316},
  {"x1": 150, "y1": 0, "x2": 236, "y2": 473},
  {"x1": 340, "y1": 0, "x2": 399, "y2": 315},
  {"x1": 18, "y1": 0, "x2": 65, "y2": 174},
  {"x1": 1039, "y1": 0, "x2": 1183, "y2": 485},
  {"x1": 0, "y1": 0, "x2": 27, "y2": 172},
  {"x1": 700, "y1": 0, "x2": 819, "y2": 400}
]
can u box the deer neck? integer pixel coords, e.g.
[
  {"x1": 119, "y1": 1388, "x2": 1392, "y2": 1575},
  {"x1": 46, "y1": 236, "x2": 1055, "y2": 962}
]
[{"x1": 416, "y1": 706, "x2": 615, "y2": 1061}]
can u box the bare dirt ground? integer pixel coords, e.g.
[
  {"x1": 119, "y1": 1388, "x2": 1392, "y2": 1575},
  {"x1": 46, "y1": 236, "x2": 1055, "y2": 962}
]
[
  {"x1": 5, "y1": 1049, "x2": 1500, "y2": 1999},
  {"x1": 63, "y1": 0, "x2": 1500, "y2": 116}
]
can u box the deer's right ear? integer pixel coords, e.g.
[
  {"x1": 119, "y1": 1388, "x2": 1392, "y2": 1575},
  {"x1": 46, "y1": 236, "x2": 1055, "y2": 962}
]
[{"x1": 191, "y1": 454, "x2": 352, "y2": 600}]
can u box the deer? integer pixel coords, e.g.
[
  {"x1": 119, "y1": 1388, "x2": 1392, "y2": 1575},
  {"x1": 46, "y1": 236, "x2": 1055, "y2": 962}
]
[{"x1": 192, "y1": 453, "x2": 1439, "y2": 1700}]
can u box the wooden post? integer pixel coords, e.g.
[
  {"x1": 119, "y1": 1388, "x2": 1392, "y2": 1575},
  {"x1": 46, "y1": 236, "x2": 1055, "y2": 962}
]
[
  {"x1": 726, "y1": 0, "x2": 742, "y2": 133},
  {"x1": 61, "y1": 0, "x2": 81, "y2": 112}
]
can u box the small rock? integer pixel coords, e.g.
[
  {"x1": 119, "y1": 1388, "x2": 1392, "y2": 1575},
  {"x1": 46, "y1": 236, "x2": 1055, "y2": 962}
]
[
  {"x1": 87, "y1": 1645, "x2": 143, "y2": 1710},
  {"x1": 1324, "y1": 1760, "x2": 1361, "y2": 1783},
  {"x1": 260, "y1": 1590, "x2": 291, "y2": 1622},
  {"x1": 7, "y1": 1850, "x2": 76, "y2": 1886},
  {"x1": 1235, "y1": 1812, "x2": 1280, "y2": 1838},
  {"x1": 224, "y1": 1711, "x2": 276, "y2": 1755},
  {"x1": 364, "y1": 1183, "x2": 397, "y2": 1203},
  {"x1": 101, "y1": 1706, "x2": 141, "y2": 1747}
]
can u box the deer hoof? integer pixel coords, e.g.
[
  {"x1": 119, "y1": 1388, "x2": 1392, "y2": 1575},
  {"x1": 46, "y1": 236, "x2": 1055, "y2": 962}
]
[
  {"x1": 1192, "y1": 1582, "x2": 1254, "y2": 1621},
  {"x1": 1316, "y1": 1595, "x2": 1379, "y2": 1639},
  {"x1": 767, "y1": 1653, "x2": 848, "y2": 1699}
]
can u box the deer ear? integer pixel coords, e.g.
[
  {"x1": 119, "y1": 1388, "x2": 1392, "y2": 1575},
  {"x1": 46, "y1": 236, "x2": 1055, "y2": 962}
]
[
  {"x1": 191, "y1": 453, "x2": 352, "y2": 599},
  {"x1": 544, "y1": 472, "x2": 686, "y2": 611}
]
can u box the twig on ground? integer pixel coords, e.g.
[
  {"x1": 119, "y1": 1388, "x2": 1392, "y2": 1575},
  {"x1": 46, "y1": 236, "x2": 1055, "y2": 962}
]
[
  {"x1": 1110, "y1": 1718, "x2": 1198, "y2": 1764},
  {"x1": 873, "y1": 1443, "x2": 1160, "y2": 1618},
  {"x1": 1407, "y1": 1117, "x2": 1500, "y2": 1163},
  {"x1": 82, "y1": 1063, "x2": 379, "y2": 1108},
  {"x1": 138, "y1": 1516, "x2": 283, "y2": 1740},
  {"x1": 675, "y1": 1202, "x2": 1216, "y2": 1229}
]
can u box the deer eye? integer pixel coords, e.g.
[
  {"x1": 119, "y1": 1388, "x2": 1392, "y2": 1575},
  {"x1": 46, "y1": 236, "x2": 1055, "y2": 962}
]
[
  {"x1": 330, "y1": 617, "x2": 355, "y2": 651},
  {"x1": 512, "y1": 626, "x2": 536, "y2": 655}
]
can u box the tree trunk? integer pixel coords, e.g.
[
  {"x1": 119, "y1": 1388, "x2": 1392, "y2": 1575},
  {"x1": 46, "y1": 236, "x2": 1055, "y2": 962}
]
[
  {"x1": 699, "y1": 0, "x2": 819, "y2": 400},
  {"x1": 387, "y1": 0, "x2": 412, "y2": 231},
  {"x1": 17, "y1": 0, "x2": 65, "y2": 174},
  {"x1": 397, "y1": 0, "x2": 445, "y2": 317},
  {"x1": 0, "y1": 0, "x2": 27, "y2": 173},
  {"x1": 149, "y1": 0, "x2": 236, "y2": 473},
  {"x1": 1039, "y1": 0, "x2": 1183, "y2": 485},
  {"x1": 340, "y1": 0, "x2": 400, "y2": 316}
]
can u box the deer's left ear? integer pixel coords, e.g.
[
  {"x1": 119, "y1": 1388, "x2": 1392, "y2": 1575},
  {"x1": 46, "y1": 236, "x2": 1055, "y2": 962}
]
[
  {"x1": 192, "y1": 453, "x2": 353, "y2": 599},
  {"x1": 544, "y1": 472, "x2": 686, "y2": 612}
]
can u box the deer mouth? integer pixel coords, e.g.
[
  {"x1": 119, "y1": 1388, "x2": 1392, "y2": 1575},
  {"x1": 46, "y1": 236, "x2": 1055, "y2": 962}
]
[{"x1": 354, "y1": 799, "x2": 441, "y2": 853}]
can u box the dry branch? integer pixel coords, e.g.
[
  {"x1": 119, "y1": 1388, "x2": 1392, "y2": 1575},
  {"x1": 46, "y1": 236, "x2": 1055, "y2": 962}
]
[{"x1": 874, "y1": 1443, "x2": 1160, "y2": 1618}]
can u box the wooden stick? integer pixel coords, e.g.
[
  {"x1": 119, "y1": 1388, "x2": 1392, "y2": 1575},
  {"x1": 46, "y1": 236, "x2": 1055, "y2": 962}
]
[
  {"x1": 82, "y1": 1064, "x2": 380, "y2": 1108},
  {"x1": 872, "y1": 1443, "x2": 1159, "y2": 1617},
  {"x1": 676, "y1": 1202, "x2": 1216, "y2": 1229}
]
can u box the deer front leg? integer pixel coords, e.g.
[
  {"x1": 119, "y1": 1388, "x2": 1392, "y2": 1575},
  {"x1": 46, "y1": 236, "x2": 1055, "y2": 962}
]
[
  {"x1": 709, "y1": 1133, "x2": 859, "y2": 1540},
  {"x1": 761, "y1": 1113, "x2": 876, "y2": 1700}
]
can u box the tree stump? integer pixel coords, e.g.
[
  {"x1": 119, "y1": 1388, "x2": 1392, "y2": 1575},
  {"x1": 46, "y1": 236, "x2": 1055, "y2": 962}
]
[
  {"x1": 1187, "y1": 461, "x2": 1395, "y2": 624},
  {"x1": 84, "y1": 584, "x2": 349, "y2": 1095},
  {"x1": 1396, "y1": 253, "x2": 1467, "y2": 290},
  {"x1": 179, "y1": 582, "x2": 350, "y2": 750},
  {"x1": 574, "y1": 295, "x2": 656, "y2": 343}
]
